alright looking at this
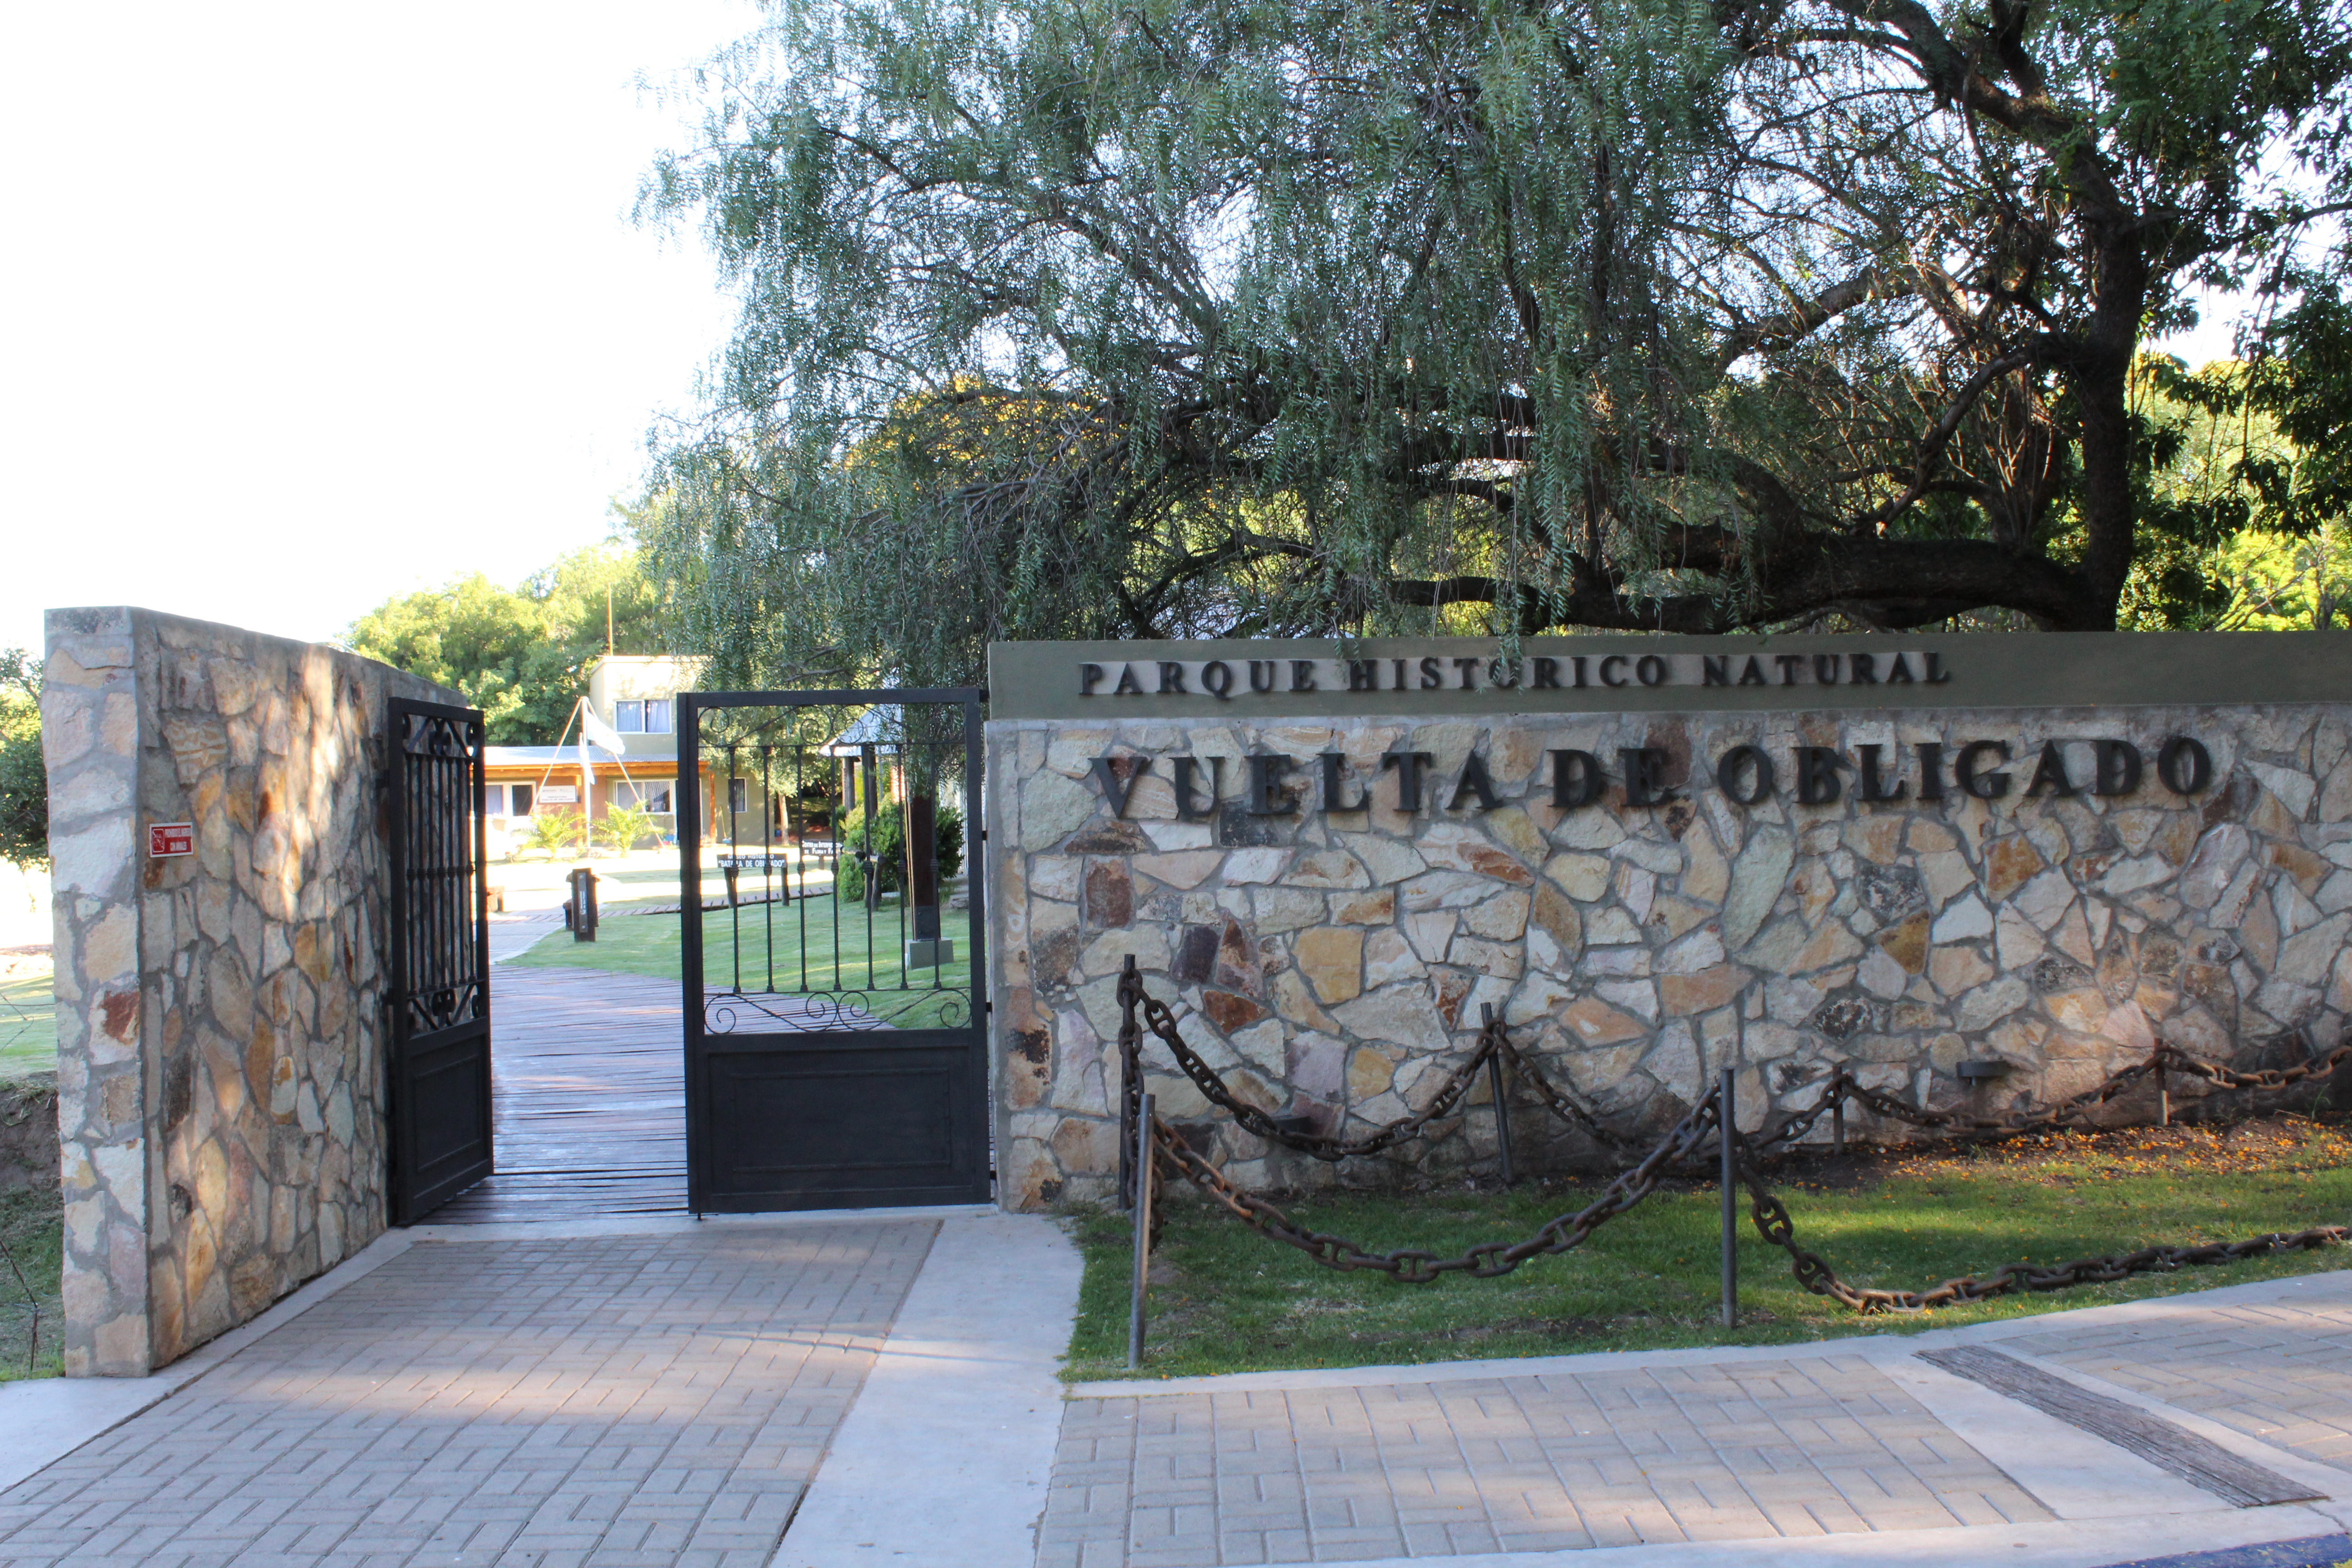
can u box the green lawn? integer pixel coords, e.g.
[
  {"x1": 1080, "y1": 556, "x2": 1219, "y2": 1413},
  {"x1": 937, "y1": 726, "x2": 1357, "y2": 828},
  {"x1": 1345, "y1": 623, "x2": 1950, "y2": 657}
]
[
  {"x1": 512, "y1": 888, "x2": 976, "y2": 1030},
  {"x1": 0, "y1": 1184, "x2": 63, "y2": 1381},
  {"x1": 1073, "y1": 1117, "x2": 2352, "y2": 1380},
  {"x1": 0, "y1": 963, "x2": 54, "y2": 1083}
]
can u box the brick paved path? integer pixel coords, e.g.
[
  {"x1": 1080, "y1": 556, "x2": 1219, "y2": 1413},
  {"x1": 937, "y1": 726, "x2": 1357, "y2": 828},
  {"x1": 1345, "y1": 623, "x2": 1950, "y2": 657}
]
[
  {"x1": 1039, "y1": 1355, "x2": 2050, "y2": 1567},
  {"x1": 2009, "y1": 1297, "x2": 2352, "y2": 1474},
  {"x1": 0, "y1": 1222, "x2": 935, "y2": 1567}
]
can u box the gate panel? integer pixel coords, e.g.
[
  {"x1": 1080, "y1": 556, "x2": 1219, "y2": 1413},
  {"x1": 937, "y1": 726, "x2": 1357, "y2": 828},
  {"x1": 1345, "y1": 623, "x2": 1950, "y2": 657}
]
[
  {"x1": 387, "y1": 697, "x2": 494, "y2": 1223},
  {"x1": 678, "y1": 689, "x2": 990, "y2": 1212}
]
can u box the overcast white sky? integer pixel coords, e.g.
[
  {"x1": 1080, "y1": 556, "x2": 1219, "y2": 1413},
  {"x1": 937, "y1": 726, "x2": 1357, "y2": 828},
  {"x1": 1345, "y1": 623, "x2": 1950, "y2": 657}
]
[
  {"x1": 0, "y1": 4, "x2": 2261, "y2": 662},
  {"x1": 0, "y1": 0, "x2": 758, "y2": 656}
]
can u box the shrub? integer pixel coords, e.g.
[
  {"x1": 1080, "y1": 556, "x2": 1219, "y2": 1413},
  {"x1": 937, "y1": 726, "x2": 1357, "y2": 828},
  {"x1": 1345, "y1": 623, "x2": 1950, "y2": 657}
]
[
  {"x1": 0, "y1": 651, "x2": 43, "y2": 871},
  {"x1": 597, "y1": 802, "x2": 659, "y2": 853},
  {"x1": 834, "y1": 800, "x2": 964, "y2": 903},
  {"x1": 521, "y1": 809, "x2": 584, "y2": 859}
]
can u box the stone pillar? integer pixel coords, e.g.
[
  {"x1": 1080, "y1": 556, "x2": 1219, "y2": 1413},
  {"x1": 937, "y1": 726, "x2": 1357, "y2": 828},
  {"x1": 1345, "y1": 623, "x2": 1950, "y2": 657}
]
[
  {"x1": 43, "y1": 609, "x2": 149, "y2": 1374},
  {"x1": 43, "y1": 607, "x2": 461, "y2": 1375}
]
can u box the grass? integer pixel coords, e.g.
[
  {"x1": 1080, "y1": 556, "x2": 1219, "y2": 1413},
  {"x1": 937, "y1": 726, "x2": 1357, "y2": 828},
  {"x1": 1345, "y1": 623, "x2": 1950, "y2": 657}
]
[
  {"x1": 0, "y1": 960, "x2": 54, "y2": 1083},
  {"x1": 0, "y1": 1184, "x2": 63, "y2": 1382},
  {"x1": 1068, "y1": 1115, "x2": 2352, "y2": 1381},
  {"x1": 511, "y1": 885, "x2": 976, "y2": 1030}
]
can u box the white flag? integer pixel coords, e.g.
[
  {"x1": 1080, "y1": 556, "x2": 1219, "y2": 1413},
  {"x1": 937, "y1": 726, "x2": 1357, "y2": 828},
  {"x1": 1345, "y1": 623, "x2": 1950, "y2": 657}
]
[{"x1": 580, "y1": 701, "x2": 626, "y2": 759}]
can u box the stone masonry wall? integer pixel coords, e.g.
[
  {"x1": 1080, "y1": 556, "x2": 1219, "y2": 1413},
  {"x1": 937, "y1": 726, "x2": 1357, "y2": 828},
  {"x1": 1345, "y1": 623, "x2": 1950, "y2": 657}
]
[
  {"x1": 989, "y1": 706, "x2": 2352, "y2": 1209},
  {"x1": 44, "y1": 607, "x2": 457, "y2": 1375}
]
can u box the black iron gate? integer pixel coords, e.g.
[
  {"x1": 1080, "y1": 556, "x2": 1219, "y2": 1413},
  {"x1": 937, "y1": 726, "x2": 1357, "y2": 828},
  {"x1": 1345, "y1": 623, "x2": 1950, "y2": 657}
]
[
  {"x1": 386, "y1": 696, "x2": 494, "y2": 1223},
  {"x1": 677, "y1": 688, "x2": 990, "y2": 1211}
]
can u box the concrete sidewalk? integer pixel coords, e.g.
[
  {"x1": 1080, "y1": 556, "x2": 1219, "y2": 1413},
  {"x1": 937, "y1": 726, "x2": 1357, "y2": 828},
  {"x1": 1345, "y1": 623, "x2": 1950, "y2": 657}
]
[{"x1": 1041, "y1": 1268, "x2": 2352, "y2": 1568}]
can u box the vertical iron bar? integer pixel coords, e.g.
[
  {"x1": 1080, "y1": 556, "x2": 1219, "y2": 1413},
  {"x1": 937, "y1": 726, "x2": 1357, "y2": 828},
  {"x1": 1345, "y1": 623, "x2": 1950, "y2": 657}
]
[
  {"x1": 1720, "y1": 1066, "x2": 1737, "y2": 1330},
  {"x1": 677, "y1": 696, "x2": 705, "y2": 1215},
  {"x1": 761, "y1": 744, "x2": 774, "y2": 994},
  {"x1": 472, "y1": 716, "x2": 489, "y2": 1050},
  {"x1": 387, "y1": 714, "x2": 410, "y2": 1221},
  {"x1": 963, "y1": 693, "x2": 988, "y2": 1049},
  {"x1": 895, "y1": 750, "x2": 908, "y2": 993},
  {"x1": 1482, "y1": 1005, "x2": 1513, "y2": 1186},
  {"x1": 2158, "y1": 1064, "x2": 2169, "y2": 1128},
  {"x1": 1128, "y1": 1090, "x2": 1155, "y2": 1370},
  {"x1": 861, "y1": 742, "x2": 877, "y2": 990},
  {"x1": 832, "y1": 751, "x2": 844, "y2": 996},
  {"x1": 1832, "y1": 1090, "x2": 1845, "y2": 1159},
  {"x1": 725, "y1": 743, "x2": 740, "y2": 994},
  {"x1": 795, "y1": 752, "x2": 804, "y2": 992},
  {"x1": 795, "y1": 747, "x2": 809, "y2": 992}
]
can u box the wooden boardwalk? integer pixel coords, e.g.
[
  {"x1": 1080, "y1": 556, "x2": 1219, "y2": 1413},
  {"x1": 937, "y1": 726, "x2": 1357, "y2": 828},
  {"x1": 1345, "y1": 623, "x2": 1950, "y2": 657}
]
[{"x1": 429, "y1": 967, "x2": 688, "y2": 1224}]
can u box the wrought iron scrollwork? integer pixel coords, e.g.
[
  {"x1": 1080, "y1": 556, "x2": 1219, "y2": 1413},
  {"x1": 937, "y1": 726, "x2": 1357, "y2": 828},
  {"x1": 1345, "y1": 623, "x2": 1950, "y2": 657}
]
[{"x1": 702, "y1": 984, "x2": 969, "y2": 1035}]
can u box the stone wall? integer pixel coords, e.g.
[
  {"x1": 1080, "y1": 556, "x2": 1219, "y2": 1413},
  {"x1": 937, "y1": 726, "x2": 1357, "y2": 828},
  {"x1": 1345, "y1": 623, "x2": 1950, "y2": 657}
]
[
  {"x1": 43, "y1": 607, "x2": 457, "y2": 1375},
  {"x1": 988, "y1": 705, "x2": 2352, "y2": 1208}
]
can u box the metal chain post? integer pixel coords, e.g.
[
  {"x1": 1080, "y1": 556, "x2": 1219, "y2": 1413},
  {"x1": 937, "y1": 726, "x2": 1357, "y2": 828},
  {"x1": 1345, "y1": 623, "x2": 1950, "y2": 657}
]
[
  {"x1": 1482, "y1": 1004, "x2": 1514, "y2": 1185},
  {"x1": 1127, "y1": 1091, "x2": 1155, "y2": 1369},
  {"x1": 1720, "y1": 1067, "x2": 1737, "y2": 1329}
]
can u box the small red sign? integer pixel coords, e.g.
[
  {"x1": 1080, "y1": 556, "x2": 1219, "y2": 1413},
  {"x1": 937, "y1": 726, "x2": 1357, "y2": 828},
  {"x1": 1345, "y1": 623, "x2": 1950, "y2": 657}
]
[{"x1": 149, "y1": 822, "x2": 194, "y2": 857}]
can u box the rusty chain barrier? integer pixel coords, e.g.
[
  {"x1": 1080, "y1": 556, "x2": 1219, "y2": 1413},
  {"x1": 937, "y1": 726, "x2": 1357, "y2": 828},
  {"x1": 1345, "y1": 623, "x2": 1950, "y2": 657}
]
[
  {"x1": 1115, "y1": 955, "x2": 1622, "y2": 1200},
  {"x1": 1747, "y1": 1040, "x2": 2352, "y2": 1163},
  {"x1": 1112, "y1": 962, "x2": 2352, "y2": 1329},
  {"x1": 1145, "y1": 1083, "x2": 1723, "y2": 1283},
  {"x1": 1729, "y1": 1133, "x2": 2349, "y2": 1313}
]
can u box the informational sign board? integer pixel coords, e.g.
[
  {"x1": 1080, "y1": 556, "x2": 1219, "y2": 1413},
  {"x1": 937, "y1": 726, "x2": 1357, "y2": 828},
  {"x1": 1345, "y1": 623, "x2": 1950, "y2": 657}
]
[
  {"x1": 539, "y1": 786, "x2": 579, "y2": 804},
  {"x1": 149, "y1": 822, "x2": 194, "y2": 857},
  {"x1": 988, "y1": 630, "x2": 2352, "y2": 720}
]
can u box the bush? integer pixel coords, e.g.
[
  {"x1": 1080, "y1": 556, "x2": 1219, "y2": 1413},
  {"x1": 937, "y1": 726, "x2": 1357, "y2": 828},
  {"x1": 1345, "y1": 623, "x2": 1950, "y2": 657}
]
[
  {"x1": 835, "y1": 800, "x2": 964, "y2": 903},
  {"x1": 520, "y1": 809, "x2": 584, "y2": 859},
  {"x1": 597, "y1": 802, "x2": 659, "y2": 853},
  {"x1": 0, "y1": 652, "x2": 44, "y2": 872}
]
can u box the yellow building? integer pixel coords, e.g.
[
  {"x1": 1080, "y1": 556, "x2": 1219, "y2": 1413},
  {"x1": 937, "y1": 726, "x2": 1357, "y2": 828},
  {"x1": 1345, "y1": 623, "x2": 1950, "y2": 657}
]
[{"x1": 481, "y1": 655, "x2": 712, "y2": 848}]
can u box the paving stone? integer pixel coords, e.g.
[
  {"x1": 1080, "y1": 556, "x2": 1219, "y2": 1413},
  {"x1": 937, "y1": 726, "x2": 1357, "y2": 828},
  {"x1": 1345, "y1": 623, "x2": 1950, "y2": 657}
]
[
  {"x1": 1038, "y1": 1357, "x2": 2050, "y2": 1565},
  {"x1": 2009, "y1": 1298, "x2": 2352, "y2": 1473},
  {"x1": 0, "y1": 1225, "x2": 933, "y2": 1568}
]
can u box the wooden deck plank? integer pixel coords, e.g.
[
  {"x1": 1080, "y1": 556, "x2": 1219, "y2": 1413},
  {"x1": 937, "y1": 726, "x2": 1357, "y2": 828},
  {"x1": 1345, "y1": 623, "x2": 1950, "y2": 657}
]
[{"x1": 427, "y1": 967, "x2": 689, "y2": 1224}]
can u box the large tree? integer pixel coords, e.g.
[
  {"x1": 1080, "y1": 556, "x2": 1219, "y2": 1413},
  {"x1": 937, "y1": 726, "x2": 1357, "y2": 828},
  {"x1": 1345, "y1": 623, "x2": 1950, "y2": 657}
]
[
  {"x1": 642, "y1": 0, "x2": 2352, "y2": 681},
  {"x1": 343, "y1": 545, "x2": 666, "y2": 744}
]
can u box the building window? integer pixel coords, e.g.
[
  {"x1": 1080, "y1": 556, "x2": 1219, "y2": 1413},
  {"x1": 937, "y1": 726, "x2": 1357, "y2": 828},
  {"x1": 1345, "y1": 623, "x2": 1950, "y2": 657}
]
[
  {"x1": 617, "y1": 780, "x2": 674, "y2": 815},
  {"x1": 728, "y1": 777, "x2": 749, "y2": 815},
  {"x1": 611, "y1": 699, "x2": 672, "y2": 735},
  {"x1": 510, "y1": 783, "x2": 534, "y2": 816}
]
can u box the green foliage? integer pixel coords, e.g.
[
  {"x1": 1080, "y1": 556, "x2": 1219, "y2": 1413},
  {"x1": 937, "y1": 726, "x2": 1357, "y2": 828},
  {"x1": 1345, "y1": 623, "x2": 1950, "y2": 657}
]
[
  {"x1": 520, "y1": 809, "x2": 585, "y2": 859},
  {"x1": 0, "y1": 651, "x2": 44, "y2": 872},
  {"x1": 2210, "y1": 525, "x2": 2352, "y2": 629},
  {"x1": 2114, "y1": 351, "x2": 2352, "y2": 628},
  {"x1": 343, "y1": 544, "x2": 667, "y2": 744},
  {"x1": 2242, "y1": 278, "x2": 2352, "y2": 528},
  {"x1": 0, "y1": 962, "x2": 55, "y2": 1084},
  {"x1": 834, "y1": 802, "x2": 966, "y2": 903},
  {"x1": 596, "y1": 802, "x2": 661, "y2": 853},
  {"x1": 0, "y1": 1183, "x2": 63, "y2": 1381},
  {"x1": 640, "y1": 0, "x2": 2352, "y2": 670}
]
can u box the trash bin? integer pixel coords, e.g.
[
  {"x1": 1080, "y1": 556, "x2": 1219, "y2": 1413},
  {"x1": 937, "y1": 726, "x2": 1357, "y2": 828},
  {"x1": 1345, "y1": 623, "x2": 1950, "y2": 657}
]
[{"x1": 568, "y1": 866, "x2": 599, "y2": 942}]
